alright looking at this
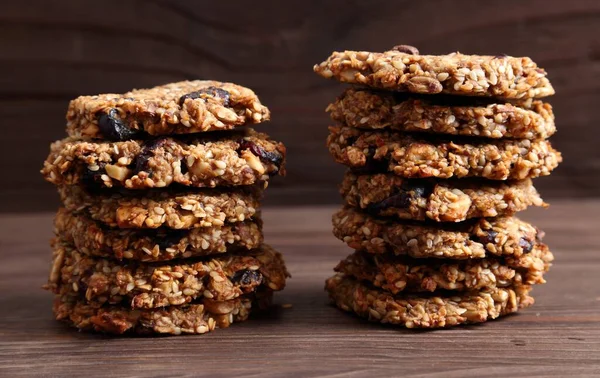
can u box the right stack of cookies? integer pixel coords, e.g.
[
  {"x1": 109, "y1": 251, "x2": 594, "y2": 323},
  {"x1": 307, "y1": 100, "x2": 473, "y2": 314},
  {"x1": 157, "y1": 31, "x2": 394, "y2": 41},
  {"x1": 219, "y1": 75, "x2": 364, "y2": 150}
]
[{"x1": 314, "y1": 45, "x2": 562, "y2": 328}]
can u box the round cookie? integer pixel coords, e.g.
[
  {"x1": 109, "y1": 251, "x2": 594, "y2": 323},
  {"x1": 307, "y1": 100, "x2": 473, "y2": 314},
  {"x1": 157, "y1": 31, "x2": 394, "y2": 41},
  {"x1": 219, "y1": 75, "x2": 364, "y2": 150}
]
[
  {"x1": 328, "y1": 126, "x2": 561, "y2": 180},
  {"x1": 67, "y1": 80, "x2": 270, "y2": 140},
  {"x1": 332, "y1": 207, "x2": 544, "y2": 259},
  {"x1": 325, "y1": 274, "x2": 534, "y2": 328},
  {"x1": 55, "y1": 208, "x2": 263, "y2": 261},
  {"x1": 59, "y1": 184, "x2": 261, "y2": 229},
  {"x1": 335, "y1": 247, "x2": 552, "y2": 294},
  {"x1": 327, "y1": 88, "x2": 555, "y2": 139},
  {"x1": 314, "y1": 46, "x2": 554, "y2": 99},
  {"x1": 340, "y1": 172, "x2": 546, "y2": 222},
  {"x1": 48, "y1": 240, "x2": 288, "y2": 309},
  {"x1": 53, "y1": 288, "x2": 272, "y2": 335},
  {"x1": 42, "y1": 128, "x2": 286, "y2": 190}
]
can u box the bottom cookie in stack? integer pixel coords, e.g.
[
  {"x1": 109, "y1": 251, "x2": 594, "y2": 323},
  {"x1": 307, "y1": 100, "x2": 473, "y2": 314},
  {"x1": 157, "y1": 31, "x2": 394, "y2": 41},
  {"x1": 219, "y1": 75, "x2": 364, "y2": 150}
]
[
  {"x1": 47, "y1": 224, "x2": 289, "y2": 335},
  {"x1": 326, "y1": 208, "x2": 552, "y2": 328},
  {"x1": 53, "y1": 288, "x2": 271, "y2": 335},
  {"x1": 325, "y1": 274, "x2": 534, "y2": 328}
]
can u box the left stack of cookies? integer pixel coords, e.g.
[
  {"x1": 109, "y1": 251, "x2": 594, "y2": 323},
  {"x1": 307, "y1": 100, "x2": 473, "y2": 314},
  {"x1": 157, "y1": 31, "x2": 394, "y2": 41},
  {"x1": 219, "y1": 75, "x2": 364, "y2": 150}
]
[{"x1": 41, "y1": 81, "x2": 289, "y2": 335}]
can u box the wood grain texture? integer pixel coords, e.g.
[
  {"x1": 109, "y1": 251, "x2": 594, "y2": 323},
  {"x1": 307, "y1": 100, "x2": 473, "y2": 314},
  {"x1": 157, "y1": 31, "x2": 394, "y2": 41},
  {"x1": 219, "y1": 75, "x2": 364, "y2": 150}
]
[
  {"x1": 0, "y1": 202, "x2": 599, "y2": 377},
  {"x1": 0, "y1": 0, "x2": 599, "y2": 211}
]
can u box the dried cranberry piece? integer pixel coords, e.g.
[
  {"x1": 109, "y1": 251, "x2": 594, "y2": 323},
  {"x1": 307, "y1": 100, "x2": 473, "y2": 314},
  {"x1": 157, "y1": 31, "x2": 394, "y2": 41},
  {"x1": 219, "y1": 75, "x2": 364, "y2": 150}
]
[
  {"x1": 351, "y1": 147, "x2": 388, "y2": 174},
  {"x1": 367, "y1": 192, "x2": 412, "y2": 213},
  {"x1": 232, "y1": 269, "x2": 263, "y2": 288},
  {"x1": 238, "y1": 139, "x2": 283, "y2": 169},
  {"x1": 155, "y1": 230, "x2": 188, "y2": 250},
  {"x1": 535, "y1": 228, "x2": 545, "y2": 243},
  {"x1": 366, "y1": 181, "x2": 433, "y2": 214},
  {"x1": 82, "y1": 162, "x2": 107, "y2": 188},
  {"x1": 479, "y1": 230, "x2": 498, "y2": 245},
  {"x1": 178, "y1": 86, "x2": 231, "y2": 107},
  {"x1": 133, "y1": 138, "x2": 169, "y2": 175},
  {"x1": 97, "y1": 109, "x2": 140, "y2": 141},
  {"x1": 179, "y1": 158, "x2": 188, "y2": 175},
  {"x1": 407, "y1": 182, "x2": 431, "y2": 199},
  {"x1": 392, "y1": 45, "x2": 419, "y2": 55},
  {"x1": 519, "y1": 238, "x2": 534, "y2": 253}
]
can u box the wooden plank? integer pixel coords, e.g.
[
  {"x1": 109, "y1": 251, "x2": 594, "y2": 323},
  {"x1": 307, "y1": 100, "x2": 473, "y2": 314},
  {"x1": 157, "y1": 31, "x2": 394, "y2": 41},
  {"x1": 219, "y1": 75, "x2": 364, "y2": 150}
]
[
  {"x1": 0, "y1": 0, "x2": 598, "y2": 211},
  {"x1": 0, "y1": 202, "x2": 599, "y2": 377}
]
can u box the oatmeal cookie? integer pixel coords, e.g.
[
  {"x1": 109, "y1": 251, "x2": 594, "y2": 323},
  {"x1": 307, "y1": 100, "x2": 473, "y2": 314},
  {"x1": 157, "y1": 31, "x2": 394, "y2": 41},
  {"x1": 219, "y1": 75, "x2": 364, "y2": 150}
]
[
  {"x1": 42, "y1": 129, "x2": 286, "y2": 189},
  {"x1": 59, "y1": 184, "x2": 261, "y2": 229},
  {"x1": 340, "y1": 172, "x2": 545, "y2": 222},
  {"x1": 332, "y1": 207, "x2": 544, "y2": 259},
  {"x1": 325, "y1": 274, "x2": 534, "y2": 328},
  {"x1": 327, "y1": 88, "x2": 555, "y2": 139},
  {"x1": 328, "y1": 126, "x2": 561, "y2": 180},
  {"x1": 48, "y1": 240, "x2": 288, "y2": 308},
  {"x1": 53, "y1": 288, "x2": 273, "y2": 335},
  {"x1": 314, "y1": 46, "x2": 554, "y2": 99},
  {"x1": 335, "y1": 247, "x2": 552, "y2": 294},
  {"x1": 55, "y1": 208, "x2": 262, "y2": 261},
  {"x1": 67, "y1": 80, "x2": 270, "y2": 140}
]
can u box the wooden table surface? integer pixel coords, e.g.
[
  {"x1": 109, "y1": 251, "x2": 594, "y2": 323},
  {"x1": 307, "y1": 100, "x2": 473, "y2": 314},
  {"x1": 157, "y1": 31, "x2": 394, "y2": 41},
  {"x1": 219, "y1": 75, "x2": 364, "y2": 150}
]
[{"x1": 1, "y1": 201, "x2": 599, "y2": 377}]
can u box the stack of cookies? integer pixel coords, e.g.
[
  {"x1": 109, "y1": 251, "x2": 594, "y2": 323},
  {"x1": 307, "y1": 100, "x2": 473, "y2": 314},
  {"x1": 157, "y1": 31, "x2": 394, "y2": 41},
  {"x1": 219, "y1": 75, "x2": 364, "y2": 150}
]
[
  {"x1": 314, "y1": 45, "x2": 561, "y2": 328},
  {"x1": 41, "y1": 81, "x2": 289, "y2": 335}
]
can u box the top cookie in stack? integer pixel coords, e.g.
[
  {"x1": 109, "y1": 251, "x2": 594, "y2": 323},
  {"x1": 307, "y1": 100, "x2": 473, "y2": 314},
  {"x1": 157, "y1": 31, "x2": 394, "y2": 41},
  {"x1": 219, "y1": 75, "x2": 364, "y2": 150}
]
[
  {"x1": 41, "y1": 80, "x2": 289, "y2": 335},
  {"x1": 314, "y1": 46, "x2": 561, "y2": 328}
]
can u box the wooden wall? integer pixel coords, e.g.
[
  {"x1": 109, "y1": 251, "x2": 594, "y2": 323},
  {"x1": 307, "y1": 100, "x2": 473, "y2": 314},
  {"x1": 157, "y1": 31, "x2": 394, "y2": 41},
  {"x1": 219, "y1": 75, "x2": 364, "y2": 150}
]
[{"x1": 1, "y1": 0, "x2": 598, "y2": 211}]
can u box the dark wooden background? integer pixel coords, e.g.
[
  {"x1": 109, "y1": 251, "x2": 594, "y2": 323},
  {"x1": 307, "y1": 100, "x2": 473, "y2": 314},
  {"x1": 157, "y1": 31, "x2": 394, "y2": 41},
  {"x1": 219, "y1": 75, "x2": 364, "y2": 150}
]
[{"x1": 1, "y1": 0, "x2": 599, "y2": 211}]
